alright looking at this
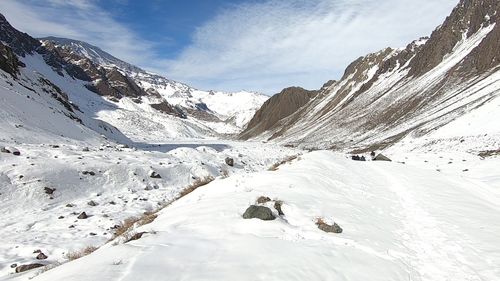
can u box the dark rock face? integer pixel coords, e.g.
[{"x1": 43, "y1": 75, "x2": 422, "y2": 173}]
[
  {"x1": 408, "y1": 0, "x2": 499, "y2": 77},
  {"x1": 15, "y1": 263, "x2": 44, "y2": 273},
  {"x1": 225, "y1": 157, "x2": 234, "y2": 167},
  {"x1": 0, "y1": 42, "x2": 24, "y2": 78},
  {"x1": 150, "y1": 101, "x2": 186, "y2": 118},
  {"x1": 240, "y1": 87, "x2": 318, "y2": 140},
  {"x1": 242, "y1": 205, "x2": 276, "y2": 221},
  {"x1": 0, "y1": 14, "x2": 41, "y2": 57}
]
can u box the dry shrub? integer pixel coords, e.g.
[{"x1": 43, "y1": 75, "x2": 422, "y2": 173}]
[
  {"x1": 66, "y1": 246, "x2": 98, "y2": 261},
  {"x1": 111, "y1": 176, "x2": 215, "y2": 242},
  {"x1": 315, "y1": 217, "x2": 326, "y2": 226},
  {"x1": 179, "y1": 176, "x2": 214, "y2": 198},
  {"x1": 138, "y1": 212, "x2": 158, "y2": 226},
  {"x1": 268, "y1": 155, "x2": 299, "y2": 171},
  {"x1": 113, "y1": 216, "x2": 139, "y2": 238},
  {"x1": 220, "y1": 169, "x2": 230, "y2": 178}
]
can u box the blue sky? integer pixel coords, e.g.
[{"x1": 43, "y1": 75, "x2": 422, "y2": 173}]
[{"x1": 0, "y1": 0, "x2": 459, "y2": 94}]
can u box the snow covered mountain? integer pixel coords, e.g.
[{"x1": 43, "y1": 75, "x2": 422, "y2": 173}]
[
  {"x1": 39, "y1": 37, "x2": 268, "y2": 134},
  {"x1": 242, "y1": 0, "x2": 500, "y2": 154},
  {"x1": 1, "y1": 14, "x2": 268, "y2": 145}
]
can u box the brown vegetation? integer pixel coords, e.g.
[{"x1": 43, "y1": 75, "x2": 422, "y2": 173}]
[{"x1": 66, "y1": 246, "x2": 98, "y2": 261}]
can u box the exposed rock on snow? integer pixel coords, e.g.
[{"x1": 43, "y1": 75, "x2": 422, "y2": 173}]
[
  {"x1": 256, "y1": 196, "x2": 271, "y2": 204},
  {"x1": 15, "y1": 263, "x2": 44, "y2": 273},
  {"x1": 149, "y1": 171, "x2": 162, "y2": 179},
  {"x1": 43, "y1": 187, "x2": 56, "y2": 195},
  {"x1": 373, "y1": 154, "x2": 392, "y2": 162},
  {"x1": 274, "y1": 200, "x2": 285, "y2": 216},
  {"x1": 225, "y1": 157, "x2": 234, "y2": 167},
  {"x1": 316, "y1": 219, "x2": 343, "y2": 234},
  {"x1": 36, "y1": 253, "x2": 48, "y2": 260},
  {"x1": 242, "y1": 205, "x2": 276, "y2": 221},
  {"x1": 77, "y1": 212, "x2": 88, "y2": 219},
  {"x1": 351, "y1": 155, "x2": 366, "y2": 161}
]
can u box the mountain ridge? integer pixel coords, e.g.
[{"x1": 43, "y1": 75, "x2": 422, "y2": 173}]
[{"x1": 242, "y1": 0, "x2": 500, "y2": 154}]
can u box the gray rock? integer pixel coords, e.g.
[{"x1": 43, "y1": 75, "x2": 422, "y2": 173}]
[
  {"x1": 125, "y1": 232, "x2": 146, "y2": 243},
  {"x1": 225, "y1": 157, "x2": 234, "y2": 167},
  {"x1": 256, "y1": 196, "x2": 271, "y2": 204},
  {"x1": 149, "y1": 171, "x2": 162, "y2": 179},
  {"x1": 44, "y1": 187, "x2": 56, "y2": 195},
  {"x1": 242, "y1": 205, "x2": 276, "y2": 221},
  {"x1": 274, "y1": 201, "x2": 285, "y2": 216},
  {"x1": 87, "y1": 200, "x2": 98, "y2": 206},
  {"x1": 15, "y1": 263, "x2": 44, "y2": 273},
  {"x1": 317, "y1": 220, "x2": 343, "y2": 234},
  {"x1": 77, "y1": 212, "x2": 88, "y2": 219},
  {"x1": 36, "y1": 253, "x2": 47, "y2": 260},
  {"x1": 373, "y1": 154, "x2": 392, "y2": 162}
]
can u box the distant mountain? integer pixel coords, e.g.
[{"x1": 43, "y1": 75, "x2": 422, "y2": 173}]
[
  {"x1": 39, "y1": 37, "x2": 268, "y2": 133},
  {"x1": 0, "y1": 13, "x2": 268, "y2": 146},
  {"x1": 240, "y1": 86, "x2": 318, "y2": 140},
  {"x1": 242, "y1": 0, "x2": 500, "y2": 153}
]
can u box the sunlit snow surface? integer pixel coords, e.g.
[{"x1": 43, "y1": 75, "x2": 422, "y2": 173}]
[{"x1": 3, "y1": 151, "x2": 499, "y2": 281}]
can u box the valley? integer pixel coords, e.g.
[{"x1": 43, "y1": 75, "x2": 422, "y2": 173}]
[{"x1": 1, "y1": 0, "x2": 500, "y2": 280}]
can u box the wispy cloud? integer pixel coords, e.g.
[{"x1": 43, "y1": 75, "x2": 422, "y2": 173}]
[
  {"x1": 164, "y1": 0, "x2": 459, "y2": 94},
  {"x1": 0, "y1": 0, "x2": 154, "y2": 67},
  {"x1": 0, "y1": 0, "x2": 459, "y2": 94}
]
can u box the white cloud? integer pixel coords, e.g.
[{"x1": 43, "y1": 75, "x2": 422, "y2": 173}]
[
  {"x1": 164, "y1": 0, "x2": 459, "y2": 94},
  {"x1": 0, "y1": 0, "x2": 460, "y2": 94},
  {"x1": 0, "y1": 0, "x2": 154, "y2": 67}
]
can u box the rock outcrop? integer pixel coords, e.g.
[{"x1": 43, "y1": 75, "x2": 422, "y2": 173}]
[{"x1": 240, "y1": 87, "x2": 317, "y2": 140}]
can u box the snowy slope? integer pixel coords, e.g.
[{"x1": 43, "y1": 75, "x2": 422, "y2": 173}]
[
  {"x1": 244, "y1": 0, "x2": 500, "y2": 155},
  {"x1": 7, "y1": 151, "x2": 499, "y2": 281}
]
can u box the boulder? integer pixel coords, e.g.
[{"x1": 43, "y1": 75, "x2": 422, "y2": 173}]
[
  {"x1": 77, "y1": 212, "x2": 88, "y2": 219},
  {"x1": 373, "y1": 154, "x2": 392, "y2": 162},
  {"x1": 87, "y1": 200, "x2": 98, "y2": 206},
  {"x1": 44, "y1": 187, "x2": 56, "y2": 195},
  {"x1": 15, "y1": 263, "x2": 44, "y2": 273},
  {"x1": 316, "y1": 220, "x2": 343, "y2": 234},
  {"x1": 149, "y1": 171, "x2": 162, "y2": 179},
  {"x1": 36, "y1": 253, "x2": 48, "y2": 260},
  {"x1": 256, "y1": 196, "x2": 271, "y2": 204},
  {"x1": 242, "y1": 205, "x2": 276, "y2": 221},
  {"x1": 274, "y1": 201, "x2": 285, "y2": 216},
  {"x1": 225, "y1": 157, "x2": 234, "y2": 167},
  {"x1": 351, "y1": 155, "x2": 366, "y2": 161}
]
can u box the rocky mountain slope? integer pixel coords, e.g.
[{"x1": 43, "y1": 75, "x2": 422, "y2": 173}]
[
  {"x1": 240, "y1": 86, "x2": 318, "y2": 140},
  {"x1": 242, "y1": 0, "x2": 500, "y2": 154},
  {"x1": 1, "y1": 12, "x2": 268, "y2": 145},
  {"x1": 39, "y1": 37, "x2": 268, "y2": 134}
]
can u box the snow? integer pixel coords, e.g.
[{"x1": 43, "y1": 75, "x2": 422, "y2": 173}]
[
  {"x1": 4, "y1": 151, "x2": 499, "y2": 281},
  {"x1": 0, "y1": 140, "x2": 300, "y2": 279}
]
